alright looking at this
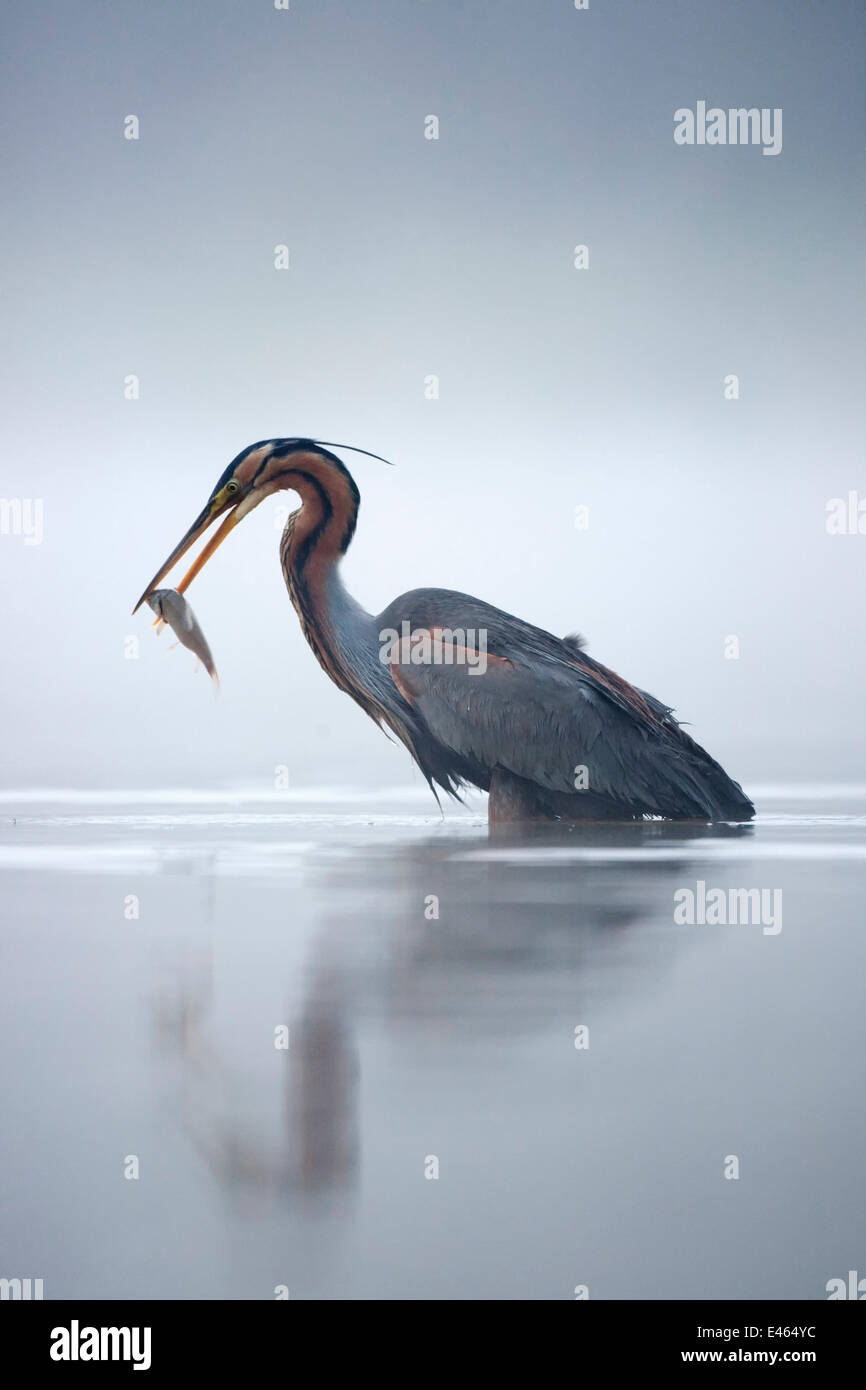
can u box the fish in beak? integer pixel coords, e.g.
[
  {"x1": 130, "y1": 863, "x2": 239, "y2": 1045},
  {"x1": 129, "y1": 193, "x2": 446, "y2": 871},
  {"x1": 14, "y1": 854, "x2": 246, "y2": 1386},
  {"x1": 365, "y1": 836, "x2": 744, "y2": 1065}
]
[
  {"x1": 146, "y1": 589, "x2": 219, "y2": 687},
  {"x1": 131, "y1": 488, "x2": 243, "y2": 615}
]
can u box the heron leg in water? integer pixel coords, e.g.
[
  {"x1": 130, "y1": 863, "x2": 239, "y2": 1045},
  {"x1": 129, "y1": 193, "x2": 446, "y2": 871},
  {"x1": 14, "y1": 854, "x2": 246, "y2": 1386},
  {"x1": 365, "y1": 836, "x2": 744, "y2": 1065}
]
[
  {"x1": 487, "y1": 769, "x2": 543, "y2": 827},
  {"x1": 488, "y1": 767, "x2": 640, "y2": 828}
]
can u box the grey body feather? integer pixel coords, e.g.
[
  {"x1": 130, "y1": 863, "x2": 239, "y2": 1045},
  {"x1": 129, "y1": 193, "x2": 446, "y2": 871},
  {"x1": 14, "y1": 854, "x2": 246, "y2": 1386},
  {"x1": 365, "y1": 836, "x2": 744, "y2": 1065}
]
[{"x1": 366, "y1": 588, "x2": 754, "y2": 821}]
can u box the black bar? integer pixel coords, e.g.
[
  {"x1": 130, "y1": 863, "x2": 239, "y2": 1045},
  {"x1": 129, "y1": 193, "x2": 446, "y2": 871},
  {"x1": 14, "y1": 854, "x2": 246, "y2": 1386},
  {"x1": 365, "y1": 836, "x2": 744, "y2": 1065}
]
[{"x1": 4, "y1": 1299, "x2": 861, "y2": 1374}]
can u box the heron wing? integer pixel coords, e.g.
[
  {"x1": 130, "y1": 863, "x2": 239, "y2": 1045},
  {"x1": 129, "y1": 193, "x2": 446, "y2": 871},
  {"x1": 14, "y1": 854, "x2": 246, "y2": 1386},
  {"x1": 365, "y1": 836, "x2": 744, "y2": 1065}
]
[{"x1": 378, "y1": 590, "x2": 753, "y2": 819}]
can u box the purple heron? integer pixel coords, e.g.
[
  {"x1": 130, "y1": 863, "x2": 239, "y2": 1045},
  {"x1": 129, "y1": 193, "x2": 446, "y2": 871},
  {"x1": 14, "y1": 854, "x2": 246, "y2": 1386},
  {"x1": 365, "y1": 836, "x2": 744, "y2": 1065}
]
[{"x1": 133, "y1": 439, "x2": 754, "y2": 825}]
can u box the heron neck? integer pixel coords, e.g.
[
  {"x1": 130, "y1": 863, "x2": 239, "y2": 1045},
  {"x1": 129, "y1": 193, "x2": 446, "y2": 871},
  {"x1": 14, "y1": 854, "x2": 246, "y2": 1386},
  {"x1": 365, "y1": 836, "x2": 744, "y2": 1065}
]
[{"x1": 282, "y1": 543, "x2": 385, "y2": 710}]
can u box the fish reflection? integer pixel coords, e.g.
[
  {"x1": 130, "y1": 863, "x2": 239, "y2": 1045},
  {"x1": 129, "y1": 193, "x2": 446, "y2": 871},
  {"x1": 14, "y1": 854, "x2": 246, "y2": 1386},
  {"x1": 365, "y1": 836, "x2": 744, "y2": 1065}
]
[{"x1": 153, "y1": 947, "x2": 359, "y2": 1202}]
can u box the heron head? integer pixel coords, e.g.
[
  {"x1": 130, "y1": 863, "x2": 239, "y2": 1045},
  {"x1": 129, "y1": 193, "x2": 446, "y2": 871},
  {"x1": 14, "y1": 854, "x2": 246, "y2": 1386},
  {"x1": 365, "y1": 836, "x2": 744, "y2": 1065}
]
[{"x1": 132, "y1": 437, "x2": 390, "y2": 614}]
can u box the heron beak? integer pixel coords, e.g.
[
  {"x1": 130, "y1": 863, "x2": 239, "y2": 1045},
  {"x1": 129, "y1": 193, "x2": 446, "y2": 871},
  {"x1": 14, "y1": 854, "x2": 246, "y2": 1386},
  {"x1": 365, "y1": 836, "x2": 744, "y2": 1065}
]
[{"x1": 132, "y1": 500, "x2": 241, "y2": 614}]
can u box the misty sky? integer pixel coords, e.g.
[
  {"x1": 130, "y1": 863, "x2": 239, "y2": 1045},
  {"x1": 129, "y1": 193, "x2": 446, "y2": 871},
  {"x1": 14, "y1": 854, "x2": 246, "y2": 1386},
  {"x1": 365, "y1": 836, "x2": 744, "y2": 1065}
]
[{"x1": 1, "y1": 0, "x2": 863, "y2": 791}]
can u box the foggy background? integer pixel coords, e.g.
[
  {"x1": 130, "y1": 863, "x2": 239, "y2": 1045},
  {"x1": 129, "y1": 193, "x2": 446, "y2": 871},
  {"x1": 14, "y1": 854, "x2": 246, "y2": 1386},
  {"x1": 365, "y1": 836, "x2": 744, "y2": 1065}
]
[{"x1": 1, "y1": 0, "x2": 863, "y2": 794}]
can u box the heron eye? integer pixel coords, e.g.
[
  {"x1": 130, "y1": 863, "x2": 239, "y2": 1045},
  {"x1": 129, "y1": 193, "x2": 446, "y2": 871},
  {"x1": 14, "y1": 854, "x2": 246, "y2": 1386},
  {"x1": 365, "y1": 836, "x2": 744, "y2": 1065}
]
[{"x1": 225, "y1": 480, "x2": 241, "y2": 495}]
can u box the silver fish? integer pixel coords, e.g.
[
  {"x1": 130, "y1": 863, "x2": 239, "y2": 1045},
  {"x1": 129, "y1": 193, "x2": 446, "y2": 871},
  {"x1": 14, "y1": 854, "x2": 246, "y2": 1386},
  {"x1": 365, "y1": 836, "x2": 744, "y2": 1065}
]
[{"x1": 146, "y1": 588, "x2": 219, "y2": 687}]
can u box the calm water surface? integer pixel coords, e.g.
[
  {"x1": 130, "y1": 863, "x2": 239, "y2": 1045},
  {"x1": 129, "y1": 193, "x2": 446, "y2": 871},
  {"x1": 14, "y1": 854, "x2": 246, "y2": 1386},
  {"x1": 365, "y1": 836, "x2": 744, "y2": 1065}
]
[{"x1": 1, "y1": 785, "x2": 864, "y2": 1299}]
